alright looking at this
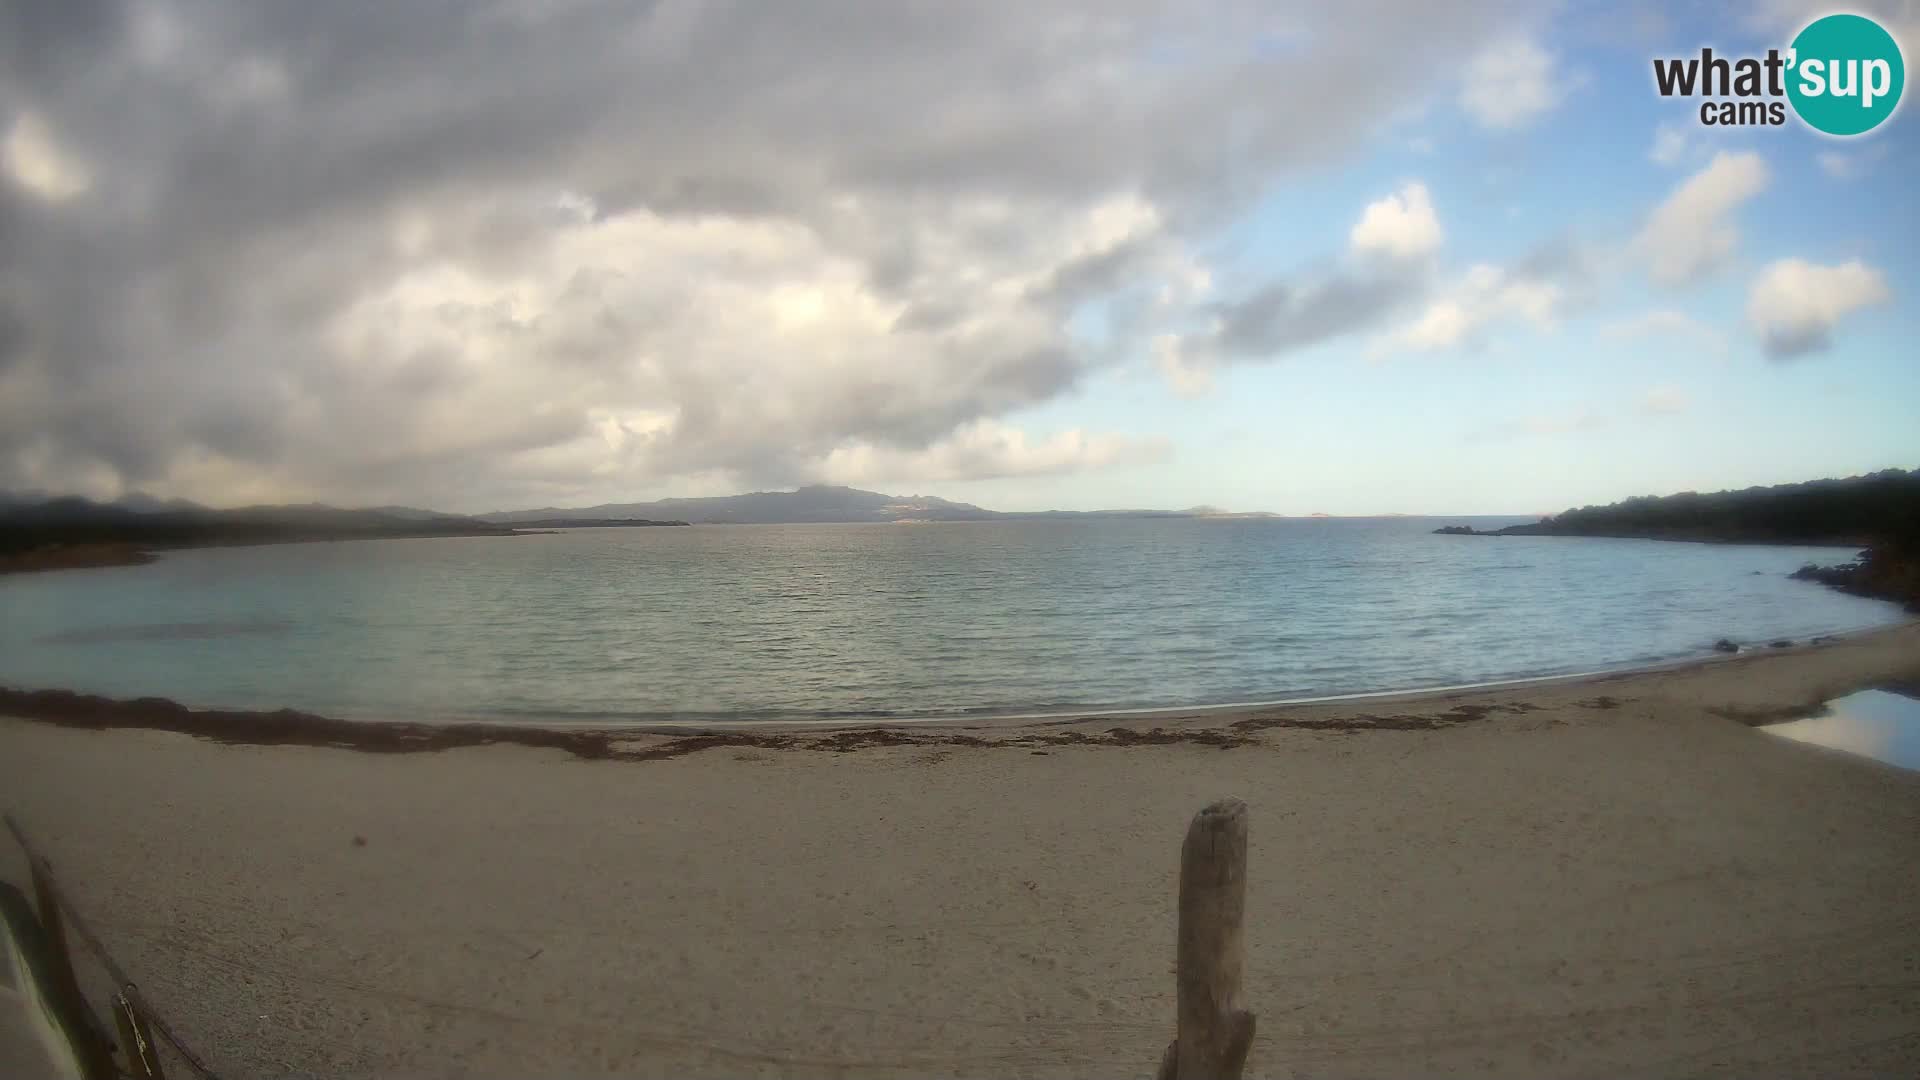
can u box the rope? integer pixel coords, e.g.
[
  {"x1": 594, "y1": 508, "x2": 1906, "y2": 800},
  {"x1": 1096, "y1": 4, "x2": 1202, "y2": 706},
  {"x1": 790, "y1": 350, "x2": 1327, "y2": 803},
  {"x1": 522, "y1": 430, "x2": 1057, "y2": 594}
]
[{"x1": 5, "y1": 813, "x2": 227, "y2": 1080}]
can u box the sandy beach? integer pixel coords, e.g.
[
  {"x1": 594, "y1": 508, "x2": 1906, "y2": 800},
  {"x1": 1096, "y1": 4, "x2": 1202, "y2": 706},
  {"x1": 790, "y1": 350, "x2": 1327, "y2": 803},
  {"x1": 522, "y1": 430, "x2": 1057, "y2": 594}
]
[{"x1": 3, "y1": 624, "x2": 1919, "y2": 1078}]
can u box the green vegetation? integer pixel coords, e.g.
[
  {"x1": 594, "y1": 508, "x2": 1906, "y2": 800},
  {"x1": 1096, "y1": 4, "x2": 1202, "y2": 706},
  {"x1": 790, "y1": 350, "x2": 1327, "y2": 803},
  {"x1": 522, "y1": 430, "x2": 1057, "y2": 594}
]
[
  {"x1": 1494, "y1": 468, "x2": 1920, "y2": 547},
  {"x1": 1434, "y1": 469, "x2": 1920, "y2": 610},
  {"x1": 0, "y1": 497, "x2": 520, "y2": 571}
]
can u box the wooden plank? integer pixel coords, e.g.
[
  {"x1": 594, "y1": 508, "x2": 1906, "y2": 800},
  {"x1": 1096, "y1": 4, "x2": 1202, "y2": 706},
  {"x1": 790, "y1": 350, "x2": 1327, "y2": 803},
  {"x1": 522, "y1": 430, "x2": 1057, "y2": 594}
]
[{"x1": 1158, "y1": 798, "x2": 1255, "y2": 1080}]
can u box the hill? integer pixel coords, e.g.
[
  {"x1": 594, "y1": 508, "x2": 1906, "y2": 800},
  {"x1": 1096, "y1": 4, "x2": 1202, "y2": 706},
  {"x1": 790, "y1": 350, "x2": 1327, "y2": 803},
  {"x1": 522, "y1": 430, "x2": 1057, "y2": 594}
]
[
  {"x1": 483, "y1": 485, "x2": 1282, "y2": 525},
  {"x1": 1466, "y1": 469, "x2": 1920, "y2": 547},
  {"x1": 0, "y1": 498, "x2": 522, "y2": 573},
  {"x1": 1433, "y1": 469, "x2": 1920, "y2": 610},
  {"x1": 483, "y1": 485, "x2": 1000, "y2": 524}
]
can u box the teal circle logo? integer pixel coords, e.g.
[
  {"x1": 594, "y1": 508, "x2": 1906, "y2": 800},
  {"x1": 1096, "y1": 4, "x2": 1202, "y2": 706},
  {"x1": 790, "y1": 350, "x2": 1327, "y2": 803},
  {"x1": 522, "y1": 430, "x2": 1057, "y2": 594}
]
[{"x1": 1787, "y1": 13, "x2": 1905, "y2": 135}]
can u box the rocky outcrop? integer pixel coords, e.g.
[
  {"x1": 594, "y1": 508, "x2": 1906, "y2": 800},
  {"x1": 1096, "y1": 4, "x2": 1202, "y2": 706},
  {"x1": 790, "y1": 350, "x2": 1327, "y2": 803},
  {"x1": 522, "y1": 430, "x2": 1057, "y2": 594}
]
[{"x1": 1790, "y1": 544, "x2": 1920, "y2": 612}]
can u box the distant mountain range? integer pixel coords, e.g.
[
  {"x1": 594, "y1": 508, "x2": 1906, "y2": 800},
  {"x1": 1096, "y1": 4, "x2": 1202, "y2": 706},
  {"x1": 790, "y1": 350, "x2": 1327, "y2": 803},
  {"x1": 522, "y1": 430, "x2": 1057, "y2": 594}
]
[
  {"x1": 480, "y1": 485, "x2": 1282, "y2": 525},
  {"x1": 0, "y1": 485, "x2": 1300, "y2": 573}
]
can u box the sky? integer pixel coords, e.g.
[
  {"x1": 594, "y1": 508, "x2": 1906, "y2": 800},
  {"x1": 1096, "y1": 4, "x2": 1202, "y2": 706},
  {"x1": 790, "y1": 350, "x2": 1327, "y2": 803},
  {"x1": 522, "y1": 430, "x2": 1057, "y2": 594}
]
[{"x1": 1, "y1": 1, "x2": 1915, "y2": 516}]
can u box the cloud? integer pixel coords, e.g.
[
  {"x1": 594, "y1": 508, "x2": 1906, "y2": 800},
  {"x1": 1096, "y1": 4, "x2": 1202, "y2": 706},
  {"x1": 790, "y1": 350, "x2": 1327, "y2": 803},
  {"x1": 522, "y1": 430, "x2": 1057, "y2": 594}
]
[
  {"x1": 1153, "y1": 334, "x2": 1216, "y2": 398},
  {"x1": 1163, "y1": 268, "x2": 1427, "y2": 389},
  {"x1": 1382, "y1": 263, "x2": 1560, "y2": 353},
  {"x1": 1459, "y1": 35, "x2": 1561, "y2": 130},
  {"x1": 1815, "y1": 144, "x2": 1887, "y2": 180},
  {"x1": 1601, "y1": 309, "x2": 1727, "y2": 355},
  {"x1": 1746, "y1": 258, "x2": 1891, "y2": 359},
  {"x1": 1817, "y1": 152, "x2": 1858, "y2": 179},
  {"x1": 1743, "y1": 0, "x2": 1920, "y2": 56},
  {"x1": 1648, "y1": 124, "x2": 1688, "y2": 166},
  {"x1": 1636, "y1": 151, "x2": 1770, "y2": 285},
  {"x1": 0, "y1": 0, "x2": 1531, "y2": 509},
  {"x1": 1161, "y1": 189, "x2": 1578, "y2": 379},
  {"x1": 1, "y1": 110, "x2": 90, "y2": 201},
  {"x1": 818, "y1": 420, "x2": 1169, "y2": 486},
  {"x1": 1152, "y1": 179, "x2": 1447, "y2": 390},
  {"x1": 1350, "y1": 182, "x2": 1444, "y2": 261}
]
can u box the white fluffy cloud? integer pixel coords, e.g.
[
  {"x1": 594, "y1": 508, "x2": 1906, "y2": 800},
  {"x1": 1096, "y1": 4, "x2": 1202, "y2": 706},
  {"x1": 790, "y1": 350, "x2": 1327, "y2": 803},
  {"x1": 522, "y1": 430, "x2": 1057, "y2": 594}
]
[
  {"x1": 1349, "y1": 182, "x2": 1444, "y2": 261},
  {"x1": 0, "y1": 0, "x2": 1535, "y2": 509},
  {"x1": 1384, "y1": 264, "x2": 1560, "y2": 352},
  {"x1": 1459, "y1": 36, "x2": 1561, "y2": 130},
  {"x1": 1636, "y1": 151, "x2": 1770, "y2": 285},
  {"x1": 1746, "y1": 258, "x2": 1891, "y2": 359},
  {"x1": 1648, "y1": 125, "x2": 1689, "y2": 167},
  {"x1": 819, "y1": 420, "x2": 1169, "y2": 486},
  {"x1": 1601, "y1": 309, "x2": 1727, "y2": 355},
  {"x1": 1, "y1": 111, "x2": 91, "y2": 202}
]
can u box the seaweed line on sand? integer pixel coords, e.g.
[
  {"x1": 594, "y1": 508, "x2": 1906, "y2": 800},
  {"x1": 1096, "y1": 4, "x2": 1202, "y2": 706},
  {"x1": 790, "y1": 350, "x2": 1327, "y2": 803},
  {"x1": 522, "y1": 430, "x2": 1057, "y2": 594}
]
[{"x1": 0, "y1": 687, "x2": 1539, "y2": 762}]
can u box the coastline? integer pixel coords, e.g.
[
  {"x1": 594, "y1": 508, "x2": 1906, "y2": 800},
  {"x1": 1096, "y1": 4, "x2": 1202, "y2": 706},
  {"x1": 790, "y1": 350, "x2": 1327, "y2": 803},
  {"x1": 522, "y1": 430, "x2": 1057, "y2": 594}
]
[
  {"x1": 4, "y1": 621, "x2": 1919, "y2": 1076},
  {"x1": 4, "y1": 620, "x2": 1916, "y2": 755},
  {"x1": 0, "y1": 542, "x2": 156, "y2": 576}
]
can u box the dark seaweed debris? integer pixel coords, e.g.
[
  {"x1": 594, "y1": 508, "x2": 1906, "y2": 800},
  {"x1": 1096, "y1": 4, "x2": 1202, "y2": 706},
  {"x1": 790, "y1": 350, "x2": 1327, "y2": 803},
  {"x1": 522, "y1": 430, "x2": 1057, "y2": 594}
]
[{"x1": 0, "y1": 686, "x2": 1539, "y2": 762}]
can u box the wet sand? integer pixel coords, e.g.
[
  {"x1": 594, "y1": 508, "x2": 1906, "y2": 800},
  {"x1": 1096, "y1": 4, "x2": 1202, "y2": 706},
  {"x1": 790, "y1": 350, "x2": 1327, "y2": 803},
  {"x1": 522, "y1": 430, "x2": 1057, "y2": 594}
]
[{"x1": 3, "y1": 622, "x2": 1919, "y2": 1077}]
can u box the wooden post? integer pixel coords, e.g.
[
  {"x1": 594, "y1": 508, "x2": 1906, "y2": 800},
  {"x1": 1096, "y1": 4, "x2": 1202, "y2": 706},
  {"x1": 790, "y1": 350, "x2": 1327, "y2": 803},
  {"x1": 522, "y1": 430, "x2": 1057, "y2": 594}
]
[{"x1": 1157, "y1": 798, "x2": 1255, "y2": 1080}]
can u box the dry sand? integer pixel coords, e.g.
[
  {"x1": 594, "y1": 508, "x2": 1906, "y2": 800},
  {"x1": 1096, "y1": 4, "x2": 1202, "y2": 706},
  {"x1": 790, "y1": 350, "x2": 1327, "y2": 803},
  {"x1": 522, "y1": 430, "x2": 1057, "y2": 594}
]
[{"x1": 3, "y1": 624, "x2": 1919, "y2": 1078}]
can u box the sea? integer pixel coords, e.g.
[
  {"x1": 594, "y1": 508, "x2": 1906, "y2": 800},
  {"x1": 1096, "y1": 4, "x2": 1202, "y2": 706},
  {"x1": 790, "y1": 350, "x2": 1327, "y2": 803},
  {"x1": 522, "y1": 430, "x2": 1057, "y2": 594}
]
[{"x1": 0, "y1": 518, "x2": 1905, "y2": 725}]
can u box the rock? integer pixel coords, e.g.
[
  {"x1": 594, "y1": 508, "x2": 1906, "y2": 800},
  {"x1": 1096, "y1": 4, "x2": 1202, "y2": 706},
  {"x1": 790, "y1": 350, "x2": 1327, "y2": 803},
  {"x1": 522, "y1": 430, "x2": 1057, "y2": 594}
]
[
  {"x1": 1432, "y1": 525, "x2": 1479, "y2": 535},
  {"x1": 1769, "y1": 639, "x2": 1793, "y2": 649},
  {"x1": 1713, "y1": 639, "x2": 1740, "y2": 653}
]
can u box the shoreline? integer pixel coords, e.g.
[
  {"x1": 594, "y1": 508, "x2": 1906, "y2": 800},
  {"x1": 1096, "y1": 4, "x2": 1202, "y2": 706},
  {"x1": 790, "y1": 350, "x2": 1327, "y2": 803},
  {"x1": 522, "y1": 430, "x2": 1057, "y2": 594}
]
[
  {"x1": 4, "y1": 618, "x2": 1919, "y2": 1076},
  {"x1": 5, "y1": 620, "x2": 1916, "y2": 758},
  {"x1": 0, "y1": 542, "x2": 157, "y2": 576}
]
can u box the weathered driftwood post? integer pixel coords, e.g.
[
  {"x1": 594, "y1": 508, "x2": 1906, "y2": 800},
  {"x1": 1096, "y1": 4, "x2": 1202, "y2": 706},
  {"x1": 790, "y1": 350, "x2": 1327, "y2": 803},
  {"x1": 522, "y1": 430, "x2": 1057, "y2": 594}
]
[{"x1": 1157, "y1": 798, "x2": 1254, "y2": 1080}]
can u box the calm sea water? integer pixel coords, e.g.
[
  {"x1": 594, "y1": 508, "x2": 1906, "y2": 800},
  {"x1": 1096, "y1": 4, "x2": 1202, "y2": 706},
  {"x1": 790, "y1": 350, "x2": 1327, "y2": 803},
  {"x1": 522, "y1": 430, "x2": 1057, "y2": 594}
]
[
  {"x1": 1764, "y1": 689, "x2": 1920, "y2": 771},
  {"x1": 0, "y1": 519, "x2": 1905, "y2": 725}
]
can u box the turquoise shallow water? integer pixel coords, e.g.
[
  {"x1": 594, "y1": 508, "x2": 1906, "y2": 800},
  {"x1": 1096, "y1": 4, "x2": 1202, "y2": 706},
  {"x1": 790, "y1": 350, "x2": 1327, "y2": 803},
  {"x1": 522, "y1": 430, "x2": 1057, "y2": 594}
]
[{"x1": 0, "y1": 518, "x2": 1905, "y2": 724}]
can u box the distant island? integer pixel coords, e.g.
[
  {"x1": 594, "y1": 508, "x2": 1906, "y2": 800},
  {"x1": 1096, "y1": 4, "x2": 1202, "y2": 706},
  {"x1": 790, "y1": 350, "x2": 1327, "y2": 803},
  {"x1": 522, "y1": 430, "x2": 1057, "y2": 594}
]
[
  {"x1": 13, "y1": 473, "x2": 1917, "y2": 609},
  {"x1": 480, "y1": 485, "x2": 1282, "y2": 526},
  {"x1": 0, "y1": 486, "x2": 1279, "y2": 574},
  {"x1": 1433, "y1": 469, "x2": 1920, "y2": 610},
  {"x1": 503, "y1": 518, "x2": 690, "y2": 530}
]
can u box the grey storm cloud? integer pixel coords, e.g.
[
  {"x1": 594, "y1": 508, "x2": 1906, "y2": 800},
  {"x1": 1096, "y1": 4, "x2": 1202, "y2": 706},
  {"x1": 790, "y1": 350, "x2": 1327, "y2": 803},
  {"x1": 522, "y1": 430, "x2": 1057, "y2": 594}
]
[
  {"x1": 1211, "y1": 271, "x2": 1427, "y2": 358},
  {"x1": 0, "y1": 0, "x2": 1530, "y2": 509}
]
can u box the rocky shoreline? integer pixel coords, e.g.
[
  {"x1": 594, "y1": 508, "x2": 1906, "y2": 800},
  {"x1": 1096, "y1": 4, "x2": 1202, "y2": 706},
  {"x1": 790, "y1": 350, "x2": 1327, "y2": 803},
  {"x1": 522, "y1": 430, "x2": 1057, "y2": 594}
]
[{"x1": 1789, "y1": 544, "x2": 1920, "y2": 612}]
